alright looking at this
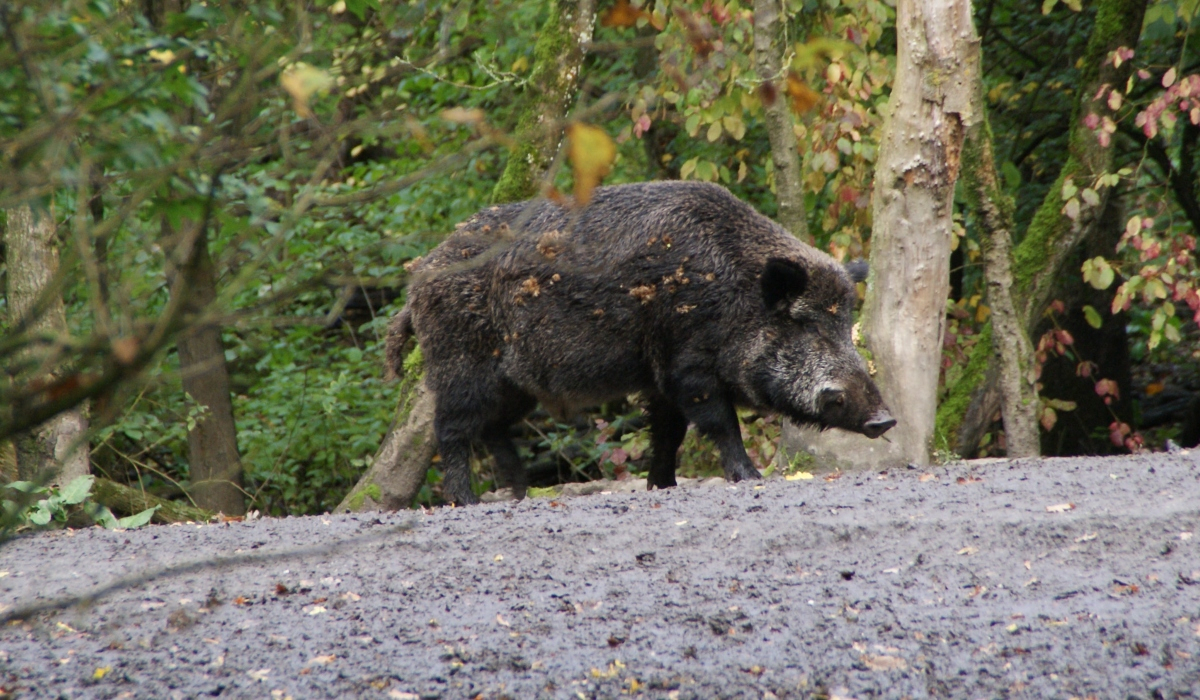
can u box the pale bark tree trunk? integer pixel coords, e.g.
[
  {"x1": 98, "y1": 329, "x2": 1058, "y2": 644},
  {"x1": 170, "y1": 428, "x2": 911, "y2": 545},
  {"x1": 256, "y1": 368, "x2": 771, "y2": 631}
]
[
  {"x1": 752, "y1": 0, "x2": 809, "y2": 242},
  {"x1": 341, "y1": 0, "x2": 597, "y2": 512},
  {"x1": 858, "y1": 0, "x2": 974, "y2": 467},
  {"x1": 4, "y1": 204, "x2": 91, "y2": 484},
  {"x1": 169, "y1": 223, "x2": 246, "y2": 516},
  {"x1": 937, "y1": 0, "x2": 1148, "y2": 456}
]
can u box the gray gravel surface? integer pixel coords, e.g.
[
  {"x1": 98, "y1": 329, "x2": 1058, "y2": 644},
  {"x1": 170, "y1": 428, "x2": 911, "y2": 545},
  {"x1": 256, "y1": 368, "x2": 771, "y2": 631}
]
[{"x1": 2, "y1": 453, "x2": 1200, "y2": 699}]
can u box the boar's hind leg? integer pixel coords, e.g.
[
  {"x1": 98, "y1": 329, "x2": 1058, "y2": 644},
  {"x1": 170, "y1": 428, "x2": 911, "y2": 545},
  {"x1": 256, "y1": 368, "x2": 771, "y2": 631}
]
[
  {"x1": 482, "y1": 393, "x2": 535, "y2": 500},
  {"x1": 684, "y1": 397, "x2": 760, "y2": 483},
  {"x1": 646, "y1": 398, "x2": 688, "y2": 490},
  {"x1": 484, "y1": 433, "x2": 527, "y2": 499},
  {"x1": 434, "y1": 382, "x2": 534, "y2": 506}
]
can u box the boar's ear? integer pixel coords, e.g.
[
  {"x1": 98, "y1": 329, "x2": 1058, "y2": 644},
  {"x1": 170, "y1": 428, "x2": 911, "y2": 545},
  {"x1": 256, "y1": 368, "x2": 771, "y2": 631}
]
[
  {"x1": 844, "y1": 259, "x2": 869, "y2": 284},
  {"x1": 761, "y1": 258, "x2": 809, "y2": 310}
]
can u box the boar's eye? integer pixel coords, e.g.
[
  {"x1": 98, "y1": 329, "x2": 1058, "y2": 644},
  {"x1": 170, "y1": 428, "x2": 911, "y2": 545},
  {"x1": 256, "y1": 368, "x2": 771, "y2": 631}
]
[
  {"x1": 761, "y1": 258, "x2": 808, "y2": 311},
  {"x1": 819, "y1": 386, "x2": 846, "y2": 411}
]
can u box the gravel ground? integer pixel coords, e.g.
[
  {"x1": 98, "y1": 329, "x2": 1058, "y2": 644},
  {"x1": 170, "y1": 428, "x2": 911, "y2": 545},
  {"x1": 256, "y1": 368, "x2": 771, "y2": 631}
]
[{"x1": 2, "y1": 452, "x2": 1200, "y2": 699}]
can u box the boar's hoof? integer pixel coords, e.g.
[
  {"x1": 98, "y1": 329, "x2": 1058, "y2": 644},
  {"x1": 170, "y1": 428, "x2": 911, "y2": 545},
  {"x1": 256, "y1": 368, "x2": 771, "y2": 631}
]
[
  {"x1": 861, "y1": 411, "x2": 897, "y2": 439},
  {"x1": 726, "y1": 465, "x2": 762, "y2": 482}
]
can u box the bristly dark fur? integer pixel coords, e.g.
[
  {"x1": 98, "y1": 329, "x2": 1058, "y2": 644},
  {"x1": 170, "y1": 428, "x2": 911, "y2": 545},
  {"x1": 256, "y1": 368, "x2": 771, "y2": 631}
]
[{"x1": 387, "y1": 181, "x2": 893, "y2": 505}]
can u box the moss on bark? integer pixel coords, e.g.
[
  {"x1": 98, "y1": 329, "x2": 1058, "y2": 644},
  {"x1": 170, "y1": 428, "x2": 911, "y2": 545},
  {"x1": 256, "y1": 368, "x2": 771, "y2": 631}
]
[
  {"x1": 935, "y1": 0, "x2": 1147, "y2": 453},
  {"x1": 492, "y1": 0, "x2": 593, "y2": 204}
]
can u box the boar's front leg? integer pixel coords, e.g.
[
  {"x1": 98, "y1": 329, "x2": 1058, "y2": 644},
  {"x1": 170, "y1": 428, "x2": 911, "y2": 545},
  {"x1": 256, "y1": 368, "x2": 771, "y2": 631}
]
[
  {"x1": 683, "y1": 394, "x2": 760, "y2": 483},
  {"x1": 646, "y1": 398, "x2": 688, "y2": 490}
]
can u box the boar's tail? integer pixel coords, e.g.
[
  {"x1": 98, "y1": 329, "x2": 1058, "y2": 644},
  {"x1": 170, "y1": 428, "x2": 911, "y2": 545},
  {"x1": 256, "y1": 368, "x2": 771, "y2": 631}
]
[{"x1": 384, "y1": 306, "x2": 414, "y2": 380}]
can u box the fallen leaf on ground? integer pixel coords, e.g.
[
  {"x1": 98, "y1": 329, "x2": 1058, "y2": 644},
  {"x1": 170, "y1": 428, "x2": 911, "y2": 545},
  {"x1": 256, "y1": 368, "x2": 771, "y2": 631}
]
[
  {"x1": 785, "y1": 472, "x2": 814, "y2": 481},
  {"x1": 306, "y1": 606, "x2": 326, "y2": 615},
  {"x1": 308, "y1": 655, "x2": 336, "y2": 665},
  {"x1": 919, "y1": 474, "x2": 937, "y2": 482},
  {"x1": 1045, "y1": 503, "x2": 1075, "y2": 513},
  {"x1": 1075, "y1": 532, "x2": 1098, "y2": 542},
  {"x1": 958, "y1": 547, "x2": 979, "y2": 556},
  {"x1": 496, "y1": 613, "x2": 510, "y2": 627},
  {"x1": 861, "y1": 654, "x2": 907, "y2": 671},
  {"x1": 247, "y1": 668, "x2": 271, "y2": 682}
]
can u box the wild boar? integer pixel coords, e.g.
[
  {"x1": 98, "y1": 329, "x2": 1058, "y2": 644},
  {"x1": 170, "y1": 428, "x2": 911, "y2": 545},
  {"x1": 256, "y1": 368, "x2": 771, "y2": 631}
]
[{"x1": 386, "y1": 181, "x2": 895, "y2": 505}]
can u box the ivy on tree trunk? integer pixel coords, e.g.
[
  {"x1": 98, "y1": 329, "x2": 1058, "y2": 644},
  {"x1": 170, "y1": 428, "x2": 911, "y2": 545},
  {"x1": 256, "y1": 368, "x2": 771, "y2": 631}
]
[
  {"x1": 491, "y1": 0, "x2": 596, "y2": 204},
  {"x1": 961, "y1": 50, "x2": 1040, "y2": 458},
  {"x1": 937, "y1": 0, "x2": 1149, "y2": 456}
]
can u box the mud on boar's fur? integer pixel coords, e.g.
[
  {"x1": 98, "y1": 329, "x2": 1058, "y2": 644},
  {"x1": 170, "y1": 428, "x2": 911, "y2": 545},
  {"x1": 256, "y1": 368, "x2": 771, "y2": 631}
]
[{"x1": 386, "y1": 181, "x2": 895, "y2": 505}]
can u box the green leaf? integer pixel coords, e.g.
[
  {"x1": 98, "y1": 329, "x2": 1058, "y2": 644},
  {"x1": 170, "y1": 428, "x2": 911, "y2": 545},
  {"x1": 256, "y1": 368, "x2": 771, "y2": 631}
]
[
  {"x1": 29, "y1": 505, "x2": 53, "y2": 526},
  {"x1": 680, "y1": 157, "x2": 698, "y2": 180},
  {"x1": 5, "y1": 481, "x2": 43, "y2": 494},
  {"x1": 118, "y1": 506, "x2": 159, "y2": 529},
  {"x1": 93, "y1": 506, "x2": 119, "y2": 529},
  {"x1": 1082, "y1": 305, "x2": 1103, "y2": 329},
  {"x1": 1041, "y1": 0, "x2": 1058, "y2": 13},
  {"x1": 1001, "y1": 161, "x2": 1022, "y2": 191},
  {"x1": 1060, "y1": 178, "x2": 1077, "y2": 200},
  {"x1": 344, "y1": 0, "x2": 381, "y2": 21},
  {"x1": 59, "y1": 475, "x2": 95, "y2": 505}
]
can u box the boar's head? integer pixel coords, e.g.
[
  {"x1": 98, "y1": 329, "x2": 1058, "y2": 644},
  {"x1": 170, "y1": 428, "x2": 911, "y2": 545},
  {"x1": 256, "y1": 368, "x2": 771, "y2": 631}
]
[{"x1": 749, "y1": 257, "x2": 895, "y2": 439}]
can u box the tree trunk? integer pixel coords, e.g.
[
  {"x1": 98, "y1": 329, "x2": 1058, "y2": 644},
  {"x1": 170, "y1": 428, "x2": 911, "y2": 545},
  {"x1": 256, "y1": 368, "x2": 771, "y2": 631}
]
[
  {"x1": 752, "y1": 0, "x2": 809, "y2": 242},
  {"x1": 341, "y1": 0, "x2": 597, "y2": 512},
  {"x1": 936, "y1": 0, "x2": 1149, "y2": 456},
  {"x1": 960, "y1": 53, "x2": 1039, "y2": 458},
  {"x1": 335, "y1": 348, "x2": 436, "y2": 513},
  {"x1": 170, "y1": 223, "x2": 246, "y2": 516},
  {"x1": 4, "y1": 204, "x2": 91, "y2": 484},
  {"x1": 857, "y1": 0, "x2": 973, "y2": 467},
  {"x1": 491, "y1": 0, "x2": 597, "y2": 203}
]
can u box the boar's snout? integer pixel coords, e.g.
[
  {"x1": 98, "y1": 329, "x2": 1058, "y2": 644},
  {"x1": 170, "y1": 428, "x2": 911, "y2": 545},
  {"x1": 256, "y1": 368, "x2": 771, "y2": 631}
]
[{"x1": 861, "y1": 410, "x2": 896, "y2": 439}]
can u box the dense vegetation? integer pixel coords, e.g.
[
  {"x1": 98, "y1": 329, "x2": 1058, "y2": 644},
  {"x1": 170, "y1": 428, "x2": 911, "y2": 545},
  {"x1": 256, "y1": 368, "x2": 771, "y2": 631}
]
[{"x1": 2, "y1": 0, "x2": 1198, "y2": 519}]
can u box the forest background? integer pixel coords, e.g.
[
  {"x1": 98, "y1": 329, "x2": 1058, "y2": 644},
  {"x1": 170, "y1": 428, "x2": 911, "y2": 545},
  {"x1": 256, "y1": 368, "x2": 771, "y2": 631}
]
[{"x1": 2, "y1": 0, "x2": 1198, "y2": 523}]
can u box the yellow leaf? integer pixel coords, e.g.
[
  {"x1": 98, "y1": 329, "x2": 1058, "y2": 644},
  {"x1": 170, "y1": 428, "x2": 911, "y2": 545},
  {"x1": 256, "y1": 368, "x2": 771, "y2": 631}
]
[
  {"x1": 601, "y1": 0, "x2": 648, "y2": 28},
  {"x1": 148, "y1": 49, "x2": 176, "y2": 65},
  {"x1": 785, "y1": 472, "x2": 814, "y2": 480},
  {"x1": 567, "y1": 123, "x2": 616, "y2": 205},
  {"x1": 441, "y1": 107, "x2": 485, "y2": 125},
  {"x1": 1045, "y1": 502, "x2": 1075, "y2": 513},
  {"x1": 975, "y1": 303, "x2": 991, "y2": 323},
  {"x1": 280, "y1": 64, "x2": 334, "y2": 118},
  {"x1": 93, "y1": 666, "x2": 112, "y2": 680},
  {"x1": 785, "y1": 72, "x2": 820, "y2": 114}
]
